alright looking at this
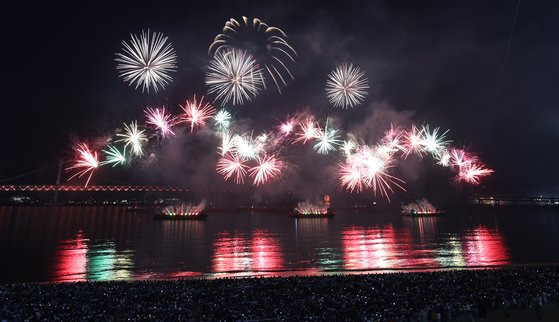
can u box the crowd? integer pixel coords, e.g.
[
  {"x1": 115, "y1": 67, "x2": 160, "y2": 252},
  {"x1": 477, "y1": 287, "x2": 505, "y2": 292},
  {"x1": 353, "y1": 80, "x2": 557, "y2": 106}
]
[{"x1": 1, "y1": 266, "x2": 558, "y2": 321}]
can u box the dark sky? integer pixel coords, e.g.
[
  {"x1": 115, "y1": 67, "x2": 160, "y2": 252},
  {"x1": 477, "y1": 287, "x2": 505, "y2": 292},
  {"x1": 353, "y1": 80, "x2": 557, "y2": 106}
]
[{"x1": 1, "y1": 0, "x2": 558, "y2": 197}]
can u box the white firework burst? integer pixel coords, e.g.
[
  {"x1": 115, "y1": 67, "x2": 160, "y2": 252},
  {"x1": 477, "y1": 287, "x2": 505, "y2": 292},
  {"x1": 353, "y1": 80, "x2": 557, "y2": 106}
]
[
  {"x1": 115, "y1": 29, "x2": 177, "y2": 93},
  {"x1": 325, "y1": 63, "x2": 369, "y2": 109},
  {"x1": 209, "y1": 16, "x2": 297, "y2": 93},
  {"x1": 115, "y1": 121, "x2": 148, "y2": 157},
  {"x1": 214, "y1": 109, "x2": 232, "y2": 130},
  {"x1": 206, "y1": 49, "x2": 264, "y2": 105}
]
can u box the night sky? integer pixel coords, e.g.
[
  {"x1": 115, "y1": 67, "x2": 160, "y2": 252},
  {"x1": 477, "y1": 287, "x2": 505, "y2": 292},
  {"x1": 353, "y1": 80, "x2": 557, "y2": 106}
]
[{"x1": 1, "y1": 0, "x2": 558, "y2": 198}]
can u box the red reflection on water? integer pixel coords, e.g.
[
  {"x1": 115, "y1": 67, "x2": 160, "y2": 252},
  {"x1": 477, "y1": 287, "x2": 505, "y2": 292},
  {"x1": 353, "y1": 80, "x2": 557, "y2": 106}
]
[
  {"x1": 464, "y1": 226, "x2": 510, "y2": 265},
  {"x1": 212, "y1": 230, "x2": 283, "y2": 274},
  {"x1": 342, "y1": 225, "x2": 439, "y2": 270},
  {"x1": 53, "y1": 232, "x2": 88, "y2": 282}
]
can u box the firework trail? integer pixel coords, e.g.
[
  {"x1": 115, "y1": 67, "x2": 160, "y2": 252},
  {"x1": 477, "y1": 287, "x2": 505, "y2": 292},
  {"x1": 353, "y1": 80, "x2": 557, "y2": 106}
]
[
  {"x1": 325, "y1": 63, "x2": 369, "y2": 109},
  {"x1": 209, "y1": 16, "x2": 297, "y2": 93},
  {"x1": 249, "y1": 154, "x2": 283, "y2": 186},
  {"x1": 115, "y1": 29, "x2": 177, "y2": 93},
  {"x1": 206, "y1": 49, "x2": 264, "y2": 105},
  {"x1": 180, "y1": 95, "x2": 216, "y2": 132},
  {"x1": 216, "y1": 153, "x2": 248, "y2": 184},
  {"x1": 314, "y1": 118, "x2": 341, "y2": 155},
  {"x1": 401, "y1": 199, "x2": 438, "y2": 214},
  {"x1": 339, "y1": 145, "x2": 406, "y2": 201},
  {"x1": 144, "y1": 107, "x2": 176, "y2": 138},
  {"x1": 66, "y1": 143, "x2": 99, "y2": 187},
  {"x1": 420, "y1": 125, "x2": 451, "y2": 158},
  {"x1": 116, "y1": 121, "x2": 148, "y2": 157},
  {"x1": 100, "y1": 145, "x2": 126, "y2": 167},
  {"x1": 457, "y1": 163, "x2": 494, "y2": 184},
  {"x1": 294, "y1": 118, "x2": 320, "y2": 144},
  {"x1": 214, "y1": 109, "x2": 232, "y2": 130},
  {"x1": 295, "y1": 201, "x2": 328, "y2": 214}
]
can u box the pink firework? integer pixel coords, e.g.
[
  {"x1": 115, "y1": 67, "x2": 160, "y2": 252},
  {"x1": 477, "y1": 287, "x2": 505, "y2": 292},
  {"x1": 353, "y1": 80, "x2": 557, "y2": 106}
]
[
  {"x1": 216, "y1": 153, "x2": 248, "y2": 184},
  {"x1": 144, "y1": 107, "x2": 176, "y2": 137},
  {"x1": 449, "y1": 148, "x2": 478, "y2": 169},
  {"x1": 381, "y1": 124, "x2": 407, "y2": 155},
  {"x1": 294, "y1": 119, "x2": 321, "y2": 144},
  {"x1": 339, "y1": 145, "x2": 405, "y2": 201},
  {"x1": 66, "y1": 143, "x2": 99, "y2": 187},
  {"x1": 279, "y1": 120, "x2": 295, "y2": 135},
  {"x1": 457, "y1": 163, "x2": 494, "y2": 184},
  {"x1": 180, "y1": 95, "x2": 216, "y2": 132},
  {"x1": 249, "y1": 155, "x2": 283, "y2": 186},
  {"x1": 402, "y1": 125, "x2": 424, "y2": 158}
]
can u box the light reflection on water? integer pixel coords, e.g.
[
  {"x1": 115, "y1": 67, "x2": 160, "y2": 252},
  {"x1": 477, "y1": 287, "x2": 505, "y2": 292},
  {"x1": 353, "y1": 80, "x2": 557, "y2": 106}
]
[{"x1": 0, "y1": 206, "x2": 553, "y2": 282}]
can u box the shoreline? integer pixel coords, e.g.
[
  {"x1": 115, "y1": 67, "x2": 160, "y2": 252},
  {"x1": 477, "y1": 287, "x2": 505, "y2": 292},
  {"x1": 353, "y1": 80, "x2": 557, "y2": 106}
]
[{"x1": 2, "y1": 266, "x2": 559, "y2": 320}]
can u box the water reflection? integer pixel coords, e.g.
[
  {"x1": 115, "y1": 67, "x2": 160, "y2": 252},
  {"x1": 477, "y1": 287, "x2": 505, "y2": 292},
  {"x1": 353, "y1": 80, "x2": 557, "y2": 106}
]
[
  {"x1": 212, "y1": 230, "x2": 283, "y2": 276},
  {"x1": 53, "y1": 232, "x2": 134, "y2": 282},
  {"x1": 463, "y1": 226, "x2": 509, "y2": 265}
]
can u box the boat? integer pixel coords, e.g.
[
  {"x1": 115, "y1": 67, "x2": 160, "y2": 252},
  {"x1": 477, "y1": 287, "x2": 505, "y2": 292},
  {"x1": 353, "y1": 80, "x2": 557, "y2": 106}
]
[
  {"x1": 290, "y1": 211, "x2": 335, "y2": 218},
  {"x1": 153, "y1": 212, "x2": 208, "y2": 220},
  {"x1": 401, "y1": 210, "x2": 446, "y2": 217}
]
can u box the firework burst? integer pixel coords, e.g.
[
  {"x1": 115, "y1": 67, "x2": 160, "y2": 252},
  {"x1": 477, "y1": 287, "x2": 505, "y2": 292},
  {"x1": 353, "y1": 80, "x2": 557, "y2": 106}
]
[
  {"x1": 206, "y1": 49, "x2": 264, "y2": 105},
  {"x1": 457, "y1": 163, "x2": 494, "y2": 184},
  {"x1": 214, "y1": 109, "x2": 232, "y2": 130},
  {"x1": 325, "y1": 63, "x2": 369, "y2": 109},
  {"x1": 209, "y1": 16, "x2": 297, "y2": 93},
  {"x1": 116, "y1": 121, "x2": 148, "y2": 157},
  {"x1": 420, "y1": 125, "x2": 451, "y2": 158},
  {"x1": 115, "y1": 29, "x2": 177, "y2": 93},
  {"x1": 294, "y1": 119, "x2": 320, "y2": 144},
  {"x1": 402, "y1": 125, "x2": 425, "y2": 158},
  {"x1": 232, "y1": 133, "x2": 263, "y2": 160},
  {"x1": 249, "y1": 155, "x2": 283, "y2": 186},
  {"x1": 180, "y1": 95, "x2": 216, "y2": 132},
  {"x1": 314, "y1": 119, "x2": 341, "y2": 155},
  {"x1": 216, "y1": 153, "x2": 248, "y2": 184},
  {"x1": 66, "y1": 143, "x2": 99, "y2": 187},
  {"x1": 100, "y1": 145, "x2": 126, "y2": 167},
  {"x1": 144, "y1": 107, "x2": 176, "y2": 137},
  {"x1": 279, "y1": 120, "x2": 295, "y2": 135},
  {"x1": 339, "y1": 145, "x2": 405, "y2": 201}
]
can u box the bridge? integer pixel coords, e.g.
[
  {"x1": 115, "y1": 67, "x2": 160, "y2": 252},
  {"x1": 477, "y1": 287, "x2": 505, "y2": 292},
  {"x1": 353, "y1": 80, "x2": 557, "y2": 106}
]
[
  {"x1": 470, "y1": 195, "x2": 559, "y2": 206},
  {"x1": 0, "y1": 185, "x2": 190, "y2": 192}
]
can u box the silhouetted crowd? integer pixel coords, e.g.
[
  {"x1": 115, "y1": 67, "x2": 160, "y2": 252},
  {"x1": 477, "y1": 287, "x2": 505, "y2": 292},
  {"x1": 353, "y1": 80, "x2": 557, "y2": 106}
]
[{"x1": 1, "y1": 266, "x2": 558, "y2": 321}]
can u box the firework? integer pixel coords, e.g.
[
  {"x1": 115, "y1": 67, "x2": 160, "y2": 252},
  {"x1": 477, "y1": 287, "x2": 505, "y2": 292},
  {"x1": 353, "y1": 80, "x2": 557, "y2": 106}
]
[
  {"x1": 381, "y1": 125, "x2": 407, "y2": 155},
  {"x1": 457, "y1": 163, "x2": 494, "y2": 184},
  {"x1": 339, "y1": 145, "x2": 405, "y2": 201},
  {"x1": 325, "y1": 63, "x2": 369, "y2": 109},
  {"x1": 217, "y1": 153, "x2": 248, "y2": 184},
  {"x1": 437, "y1": 149, "x2": 451, "y2": 167},
  {"x1": 218, "y1": 131, "x2": 234, "y2": 155},
  {"x1": 249, "y1": 155, "x2": 282, "y2": 186},
  {"x1": 232, "y1": 133, "x2": 263, "y2": 160},
  {"x1": 420, "y1": 125, "x2": 451, "y2": 158},
  {"x1": 449, "y1": 148, "x2": 478, "y2": 169},
  {"x1": 214, "y1": 109, "x2": 232, "y2": 130},
  {"x1": 100, "y1": 145, "x2": 126, "y2": 167},
  {"x1": 294, "y1": 119, "x2": 320, "y2": 144},
  {"x1": 402, "y1": 125, "x2": 424, "y2": 158},
  {"x1": 294, "y1": 201, "x2": 328, "y2": 215},
  {"x1": 162, "y1": 201, "x2": 206, "y2": 216},
  {"x1": 180, "y1": 95, "x2": 216, "y2": 132},
  {"x1": 116, "y1": 121, "x2": 148, "y2": 157},
  {"x1": 209, "y1": 16, "x2": 297, "y2": 93},
  {"x1": 401, "y1": 198, "x2": 438, "y2": 214},
  {"x1": 66, "y1": 143, "x2": 99, "y2": 187},
  {"x1": 279, "y1": 120, "x2": 294, "y2": 135},
  {"x1": 115, "y1": 29, "x2": 177, "y2": 93},
  {"x1": 206, "y1": 49, "x2": 264, "y2": 105},
  {"x1": 314, "y1": 119, "x2": 341, "y2": 155},
  {"x1": 144, "y1": 107, "x2": 176, "y2": 137},
  {"x1": 342, "y1": 139, "x2": 357, "y2": 157}
]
